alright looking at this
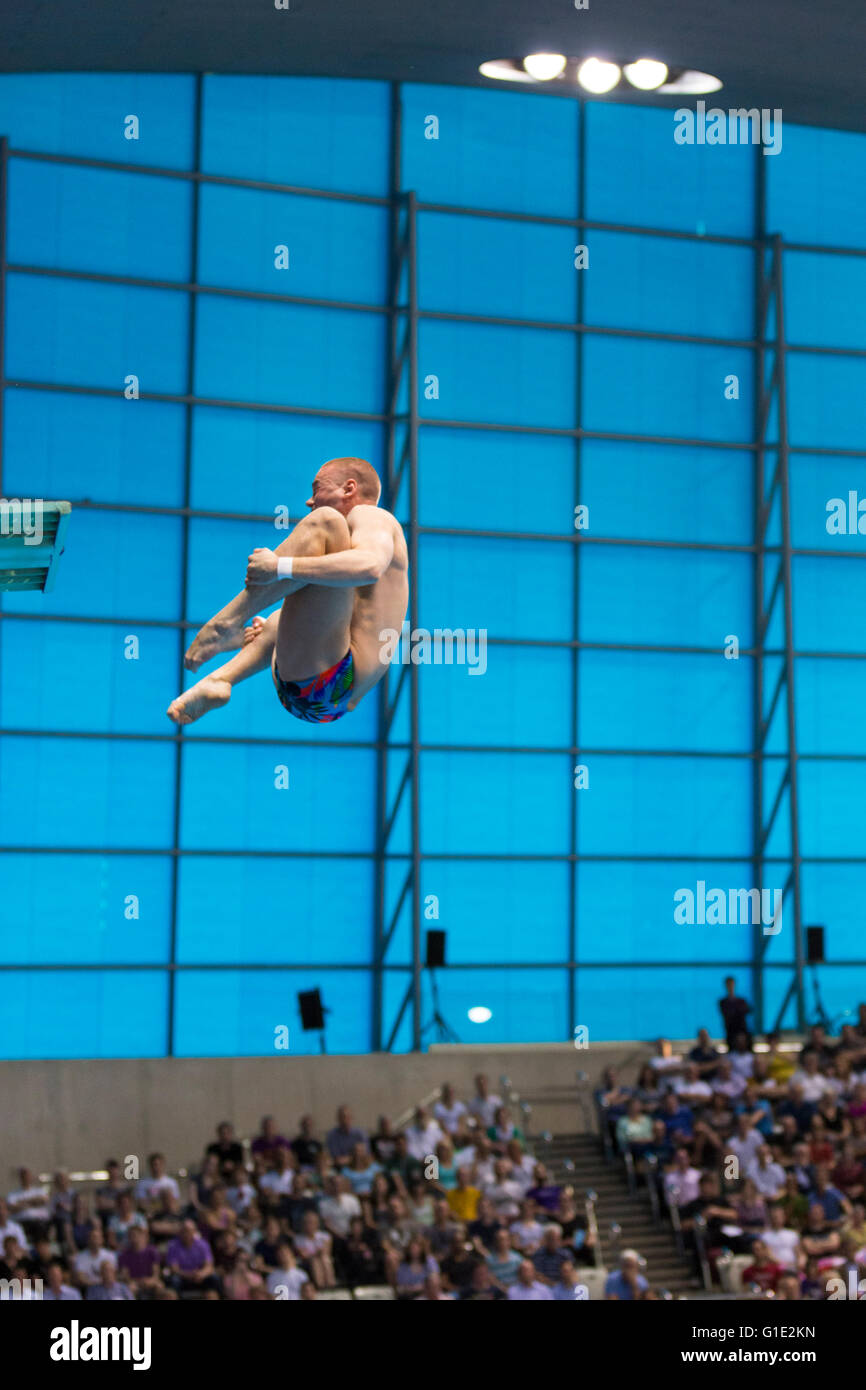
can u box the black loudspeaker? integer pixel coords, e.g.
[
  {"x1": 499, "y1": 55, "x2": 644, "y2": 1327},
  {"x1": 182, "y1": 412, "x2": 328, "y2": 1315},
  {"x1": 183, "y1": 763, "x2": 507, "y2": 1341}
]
[
  {"x1": 298, "y1": 989, "x2": 325, "y2": 1031},
  {"x1": 806, "y1": 926, "x2": 825, "y2": 965},
  {"x1": 425, "y1": 930, "x2": 446, "y2": 968}
]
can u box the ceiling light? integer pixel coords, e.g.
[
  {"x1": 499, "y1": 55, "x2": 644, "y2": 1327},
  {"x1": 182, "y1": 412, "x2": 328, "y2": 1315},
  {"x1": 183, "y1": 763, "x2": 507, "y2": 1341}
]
[
  {"x1": 478, "y1": 59, "x2": 535, "y2": 83},
  {"x1": 623, "y1": 59, "x2": 669, "y2": 91},
  {"x1": 468, "y1": 1006, "x2": 492, "y2": 1024},
  {"x1": 523, "y1": 52, "x2": 567, "y2": 81},
  {"x1": 577, "y1": 57, "x2": 622, "y2": 94},
  {"x1": 659, "y1": 69, "x2": 723, "y2": 95}
]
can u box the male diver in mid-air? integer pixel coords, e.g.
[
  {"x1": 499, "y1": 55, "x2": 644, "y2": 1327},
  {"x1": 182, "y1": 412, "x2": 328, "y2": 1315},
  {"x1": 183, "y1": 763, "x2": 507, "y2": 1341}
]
[{"x1": 167, "y1": 457, "x2": 409, "y2": 726}]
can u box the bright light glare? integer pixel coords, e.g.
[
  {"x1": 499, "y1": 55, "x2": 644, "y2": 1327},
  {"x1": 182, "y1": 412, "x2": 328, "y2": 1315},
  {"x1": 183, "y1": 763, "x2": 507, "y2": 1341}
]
[
  {"x1": 577, "y1": 57, "x2": 621, "y2": 94},
  {"x1": 659, "y1": 69, "x2": 723, "y2": 95},
  {"x1": 468, "y1": 1006, "x2": 492, "y2": 1024},
  {"x1": 623, "y1": 59, "x2": 669, "y2": 91},
  {"x1": 523, "y1": 53, "x2": 567, "y2": 81}
]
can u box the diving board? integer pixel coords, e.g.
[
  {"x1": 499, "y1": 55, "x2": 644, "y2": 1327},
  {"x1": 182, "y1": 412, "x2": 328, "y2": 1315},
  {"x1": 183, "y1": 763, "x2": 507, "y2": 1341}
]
[{"x1": 0, "y1": 499, "x2": 71, "y2": 593}]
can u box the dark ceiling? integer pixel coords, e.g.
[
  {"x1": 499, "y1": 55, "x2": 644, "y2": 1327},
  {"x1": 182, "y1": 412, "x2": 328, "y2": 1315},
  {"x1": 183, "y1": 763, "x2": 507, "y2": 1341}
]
[{"x1": 1, "y1": 0, "x2": 865, "y2": 132}]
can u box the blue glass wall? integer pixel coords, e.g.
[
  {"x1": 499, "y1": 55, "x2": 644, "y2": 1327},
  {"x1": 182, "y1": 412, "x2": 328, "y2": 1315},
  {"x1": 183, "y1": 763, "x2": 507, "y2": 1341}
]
[{"x1": 1, "y1": 75, "x2": 865, "y2": 1056}]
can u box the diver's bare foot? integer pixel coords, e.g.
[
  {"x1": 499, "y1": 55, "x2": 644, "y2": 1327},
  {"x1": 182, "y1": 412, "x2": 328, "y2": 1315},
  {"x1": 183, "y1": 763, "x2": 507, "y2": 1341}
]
[
  {"x1": 167, "y1": 677, "x2": 232, "y2": 726},
  {"x1": 242, "y1": 616, "x2": 266, "y2": 647},
  {"x1": 184, "y1": 617, "x2": 245, "y2": 672}
]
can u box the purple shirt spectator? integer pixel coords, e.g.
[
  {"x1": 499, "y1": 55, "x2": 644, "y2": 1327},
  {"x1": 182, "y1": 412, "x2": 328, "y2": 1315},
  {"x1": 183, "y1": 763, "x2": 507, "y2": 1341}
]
[
  {"x1": 119, "y1": 1245, "x2": 161, "y2": 1281},
  {"x1": 167, "y1": 1235, "x2": 212, "y2": 1272}
]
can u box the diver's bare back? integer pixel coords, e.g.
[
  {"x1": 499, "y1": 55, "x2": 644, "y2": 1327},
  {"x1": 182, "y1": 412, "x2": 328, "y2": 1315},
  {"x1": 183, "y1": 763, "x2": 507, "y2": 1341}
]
[{"x1": 346, "y1": 505, "x2": 409, "y2": 706}]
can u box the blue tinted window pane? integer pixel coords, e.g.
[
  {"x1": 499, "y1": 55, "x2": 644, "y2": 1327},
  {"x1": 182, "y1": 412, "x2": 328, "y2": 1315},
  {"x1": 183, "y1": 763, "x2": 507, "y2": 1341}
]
[
  {"x1": 581, "y1": 547, "x2": 752, "y2": 647},
  {"x1": 6, "y1": 274, "x2": 189, "y2": 393},
  {"x1": 577, "y1": 862, "x2": 755, "y2": 963},
  {"x1": 582, "y1": 441, "x2": 752, "y2": 544},
  {"x1": 791, "y1": 454, "x2": 866, "y2": 551},
  {"x1": 586, "y1": 233, "x2": 753, "y2": 338},
  {"x1": 583, "y1": 336, "x2": 753, "y2": 442},
  {"x1": 578, "y1": 755, "x2": 751, "y2": 857},
  {"x1": 785, "y1": 251, "x2": 866, "y2": 351},
  {"x1": 788, "y1": 354, "x2": 866, "y2": 452},
  {"x1": 191, "y1": 407, "x2": 384, "y2": 516},
  {"x1": 198, "y1": 185, "x2": 388, "y2": 302},
  {"x1": 585, "y1": 103, "x2": 754, "y2": 237},
  {"x1": 420, "y1": 536, "x2": 573, "y2": 642},
  {"x1": 1, "y1": 512, "x2": 183, "y2": 621},
  {"x1": 420, "y1": 644, "x2": 572, "y2": 749},
  {"x1": 173, "y1": 969, "x2": 370, "y2": 1056},
  {"x1": 0, "y1": 971, "x2": 167, "y2": 1059},
  {"x1": 180, "y1": 744, "x2": 376, "y2": 852},
  {"x1": 418, "y1": 320, "x2": 576, "y2": 429},
  {"x1": 579, "y1": 966, "x2": 735, "y2": 1040},
  {"x1": 0, "y1": 75, "x2": 195, "y2": 165},
  {"x1": 8, "y1": 160, "x2": 192, "y2": 280},
  {"x1": 421, "y1": 751, "x2": 571, "y2": 855},
  {"x1": 1, "y1": 620, "x2": 179, "y2": 735},
  {"x1": 420, "y1": 861, "x2": 569, "y2": 963},
  {"x1": 0, "y1": 736, "x2": 176, "y2": 848},
  {"x1": 764, "y1": 966, "x2": 866, "y2": 1034},
  {"x1": 0, "y1": 855, "x2": 172, "y2": 964},
  {"x1": 801, "y1": 866, "x2": 866, "y2": 961},
  {"x1": 579, "y1": 651, "x2": 752, "y2": 752},
  {"x1": 796, "y1": 658, "x2": 866, "y2": 755},
  {"x1": 767, "y1": 125, "x2": 866, "y2": 251},
  {"x1": 419, "y1": 428, "x2": 575, "y2": 533},
  {"x1": 4, "y1": 390, "x2": 185, "y2": 507},
  {"x1": 194, "y1": 297, "x2": 384, "y2": 414},
  {"x1": 202, "y1": 76, "x2": 390, "y2": 195},
  {"x1": 177, "y1": 857, "x2": 374, "y2": 964},
  {"x1": 401, "y1": 84, "x2": 578, "y2": 217},
  {"x1": 793, "y1": 556, "x2": 866, "y2": 652},
  {"x1": 799, "y1": 761, "x2": 866, "y2": 858},
  {"x1": 418, "y1": 212, "x2": 575, "y2": 321},
  {"x1": 427, "y1": 969, "x2": 569, "y2": 1046}
]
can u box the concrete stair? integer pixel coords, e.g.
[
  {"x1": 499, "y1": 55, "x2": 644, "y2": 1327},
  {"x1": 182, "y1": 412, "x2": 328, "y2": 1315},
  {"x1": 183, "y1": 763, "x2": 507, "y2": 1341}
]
[{"x1": 534, "y1": 1132, "x2": 698, "y2": 1297}]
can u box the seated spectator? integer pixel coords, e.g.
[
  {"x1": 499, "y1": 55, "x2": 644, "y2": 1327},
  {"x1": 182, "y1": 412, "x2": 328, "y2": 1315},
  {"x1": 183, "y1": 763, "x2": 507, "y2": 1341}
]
[
  {"x1": 741, "y1": 1239, "x2": 786, "y2": 1294},
  {"x1": 326, "y1": 1106, "x2": 368, "y2": 1168},
  {"x1": 334, "y1": 1215, "x2": 384, "y2": 1285},
  {"x1": 616, "y1": 1098, "x2": 653, "y2": 1154},
  {"x1": 199, "y1": 1185, "x2": 237, "y2": 1242},
  {"x1": 31, "y1": 1235, "x2": 61, "y2": 1281},
  {"x1": 205, "y1": 1122, "x2": 244, "y2": 1178},
  {"x1": 460, "y1": 1262, "x2": 506, "y2": 1300},
  {"x1": 404, "y1": 1107, "x2": 444, "y2": 1163},
  {"x1": 774, "y1": 1114, "x2": 802, "y2": 1163},
  {"x1": 289, "y1": 1115, "x2": 323, "y2": 1170},
  {"x1": 532, "y1": 1224, "x2": 569, "y2": 1285},
  {"x1": 693, "y1": 1092, "x2": 735, "y2": 1165},
  {"x1": 50, "y1": 1171, "x2": 76, "y2": 1239},
  {"x1": 85, "y1": 1255, "x2": 133, "y2": 1301},
  {"x1": 382, "y1": 1132, "x2": 424, "y2": 1187},
  {"x1": 483, "y1": 1157, "x2": 523, "y2": 1220},
  {"x1": 808, "y1": 1164, "x2": 851, "y2": 1227},
  {"x1": 553, "y1": 1192, "x2": 594, "y2": 1263},
  {"x1": 487, "y1": 1106, "x2": 524, "y2": 1153},
  {"x1": 225, "y1": 1162, "x2": 256, "y2": 1217},
  {"x1": 791, "y1": 1052, "x2": 833, "y2": 1105},
  {"x1": 671, "y1": 1063, "x2": 713, "y2": 1105},
  {"x1": 735, "y1": 1079, "x2": 774, "y2": 1136},
  {"x1": 525, "y1": 1162, "x2": 561, "y2": 1214},
  {"x1": 712, "y1": 1058, "x2": 747, "y2": 1100},
  {"x1": 726, "y1": 1113, "x2": 764, "y2": 1173},
  {"x1": 485, "y1": 1227, "x2": 522, "y2": 1289},
  {"x1": 94, "y1": 1161, "x2": 129, "y2": 1220},
  {"x1": 294, "y1": 1210, "x2": 335, "y2": 1289},
  {"x1": 392, "y1": 1235, "x2": 438, "y2": 1300},
  {"x1": 467, "y1": 1196, "x2": 501, "y2": 1254},
  {"x1": 657, "y1": 1091, "x2": 694, "y2": 1146},
  {"x1": 134, "y1": 1154, "x2": 180, "y2": 1211},
  {"x1": 253, "y1": 1214, "x2": 286, "y2": 1273},
  {"x1": 369, "y1": 1115, "x2": 398, "y2": 1165},
  {"x1": 728, "y1": 1031, "x2": 755, "y2": 1081},
  {"x1": 7, "y1": 1167, "x2": 51, "y2": 1237},
  {"x1": 648, "y1": 1038, "x2": 683, "y2": 1079},
  {"x1": 72, "y1": 1222, "x2": 113, "y2": 1289},
  {"x1": 790, "y1": 1141, "x2": 816, "y2": 1194},
  {"x1": 266, "y1": 1241, "x2": 308, "y2": 1300},
  {"x1": 69, "y1": 1192, "x2": 96, "y2": 1252},
  {"x1": 0, "y1": 1198, "x2": 26, "y2": 1252},
  {"x1": 509, "y1": 1199, "x2": 545, "y2": 1254},
  {"x1": 451, "y1": 1114, "x2": 480, "y2": 1166},
  {"x1": 107, "y1": 1191, "x2": 148, "y2": 1248},
  {"x1": 415, "y1": 1270, "x2": 454, "y2": 1301},
  {"x1": 552, "y1": 1258, "x2": 587, "y2": 1300},
  {"x1": 438, "y1": 1224, "x2": 482, "y2": 1293},
  {"x1": 831, "y1": 1141, "x2": 865, "y2": 1199},
  {"x1": 117, "y1": 1223, "x2": 163, "y2": 1299},
  {"x1": 0, "y1": 1234, "x2": 37, "y2": 1280},
  {"x1": 505, "y1": 1138, "x2": 535, "y2": 1188},
  {"x1": 507, "y1": 1257, "x2": 554, "y2": 1300},
  {"x1": 733, "y1": 1178, "x2": 768, "y2": 1240},
  {"x1": 319, "y1": 1175, "x2": 362, "y2": 1240},
  {"x1": 191, "y1": 1153, "x2": 221, "y2": 1210},
  {"x1": 468, "y1": 1073, "x2": 503, "y2": 1130},
  {"x1": 166, "y1": 1218, "x2": 219, "y2": 1297},
  {"x1": 284, "y1": 1172, "x2": 319, "y2": 1232},
  {"x1": 679, "y1": 1174, "x2": 739, "y2": 1268},
  {"x1": 688, "y1": 1027, "x2": 721, "y2": 1078},
  {"x1": 432, "y1": 1138, "x2": 458, "y2": 1190},
  {"x1": 258, "y1": 1146, "x2": 296, "y2": 1209},
  {"x1": 764, "y1": 1032, "x2": 797, "y2": 1086},
  {"x1": 632, "y1": 1063, "x2": 664, "y2": 1109},
  {"x1": 663, "y1": 1148, "x2": 702, "y2": 1209},
  {"x1": 800, "y1": 1203, "x2": 842, "y2": 1261},
  {"x1": 223, "y1": 1249, "x2": 264, "y2": 1301},
  {"x1": 343, "y1": 1141, "x2": 382, "y2": 1198},
  {"x1": 760, "y1": 1203, "x2": 801, "y2": 1268},
  {"x1": 362, "y1": 1172, "x2": 393, "y2": 1229},
  {"x1": 801, "y1": 1255, "x2": 830, "y2": 1300},
  {"x1": 434, "y1": 1083, "x2": 467, "y2": 1136},
  {"x1": 42, "y1": 1262, "x2": 81, "y2": 1301},
  {"x1": 251, "y1": 1116, "x2": 291, "y2": 1168},
  {"x1": 808, "y1": 1116, "x2": 836, "y2": 1168},
  {"x1": 446, "y1": 1167, "x2": 481, "y2": 1224},
  {"x1": 380, "y1": 1195, "x2": 413, "y2": 1256},
  {"x1": 842, "y1": 1200, "x2": 866, "y2": 1250},
  {"x1": 817, "y1": 1093, "x2": 851, "y2": 1139},
  {"x1": 149, "y1": 1190, "x2": 184, "y2": 1244},
  {"x1": 604, "y1": 1249, "x2": 649, "y2": 1301},
  {"x1": 746, "y1": 1144, "x2": 786, "y2": 1199}
]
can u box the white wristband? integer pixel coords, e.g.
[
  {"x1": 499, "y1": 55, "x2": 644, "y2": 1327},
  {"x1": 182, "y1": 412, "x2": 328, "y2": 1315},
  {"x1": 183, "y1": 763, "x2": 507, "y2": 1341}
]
[{"x1": 276, "y1": 556, "x2": 293, "y2": 580}]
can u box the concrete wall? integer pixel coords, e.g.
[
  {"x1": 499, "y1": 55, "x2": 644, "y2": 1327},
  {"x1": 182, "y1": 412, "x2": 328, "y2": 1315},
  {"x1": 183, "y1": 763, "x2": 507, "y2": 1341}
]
[{"x1": 0, "y1": 1040, "x2": 658, "y2": 1183}]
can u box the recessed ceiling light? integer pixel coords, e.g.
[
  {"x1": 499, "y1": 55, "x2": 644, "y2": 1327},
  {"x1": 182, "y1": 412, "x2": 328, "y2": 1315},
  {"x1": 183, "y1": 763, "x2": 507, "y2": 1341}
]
[
  {"x1": 659, "y1": 69, "x2": 723, "y2": 95},
  {"x1": 478, "y1": 59, "x2": 535, "y2": 83},
  {"x1": 623, "y1": 59, "x2": 669, "y2": 91},
  {"x1": 468, "y1": 1006, "x2": 492, "y2": 1024},
  {"x1": 577, "y1": 57, "x2": 622, "y2": 94},
  {"x1": 523, "y1": 52, "x2": 568, "y2": 81}
]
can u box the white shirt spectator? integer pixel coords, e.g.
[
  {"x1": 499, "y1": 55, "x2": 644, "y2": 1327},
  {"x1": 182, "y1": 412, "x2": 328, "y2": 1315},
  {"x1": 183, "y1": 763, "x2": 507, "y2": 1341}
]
[
  {"x1": 483, "y1": 1178, "x2": 523, "y2": 1219},
  {"x1": 726, "y1": 1130, "x2": 763, "y2": 1171},
  {"x1": 434, "y1": 1100, "x2": 467, "y2": 1133},
  {"x1": 73, "y1": 1247, "x2": 113, "y2": 1285},
  {"x1": 672, "y1": 1077, "x2": 712, "y2": 1101},
  {"x1": 318, "y1": 1191, "x2": 361, "y2": 1238},
  {"x1": 713, "y1": 1073, "x2": 747, "y2": 1099},
  {"x1": 259, "y1": 1170, "x2": 294, "y2": 1198},
  {"x1": 664, "y1": 1167, "x2": 701, "y2": 1207},
  {"x1": 453, "y1": 1143, "x2": 477, "y2": 1170},
  {"x1": 729, "y1": 1053, "x2": 755, "y2": 1081},
  {"x1": 267, "y1": 1267, "x2": 308, "y2": 1300},
  {"x1": 760, "y1": 1225, "x2": 800, "y2": 1266},
  {"x1": 469, "y1": 1093, "x2": 502, "y2": 1129},
  {"x1": 509, "y1": 1219, "x2": 545, "y2": 1251},
  {"x1": 0, "y1": 1217, "x2": 27, "y2": 1248},
  {"x1": 405, "y1": 1120, "x2": 444, "y2": 1162},
  {"x1": 226, "y1": 1181, "x2": 256, "y2": 1213},
  {"x1": 6, "y1": 1184, "x2": 50, "y2": 1222},
  {"x1": 790, "y1": 1070, "x2": 831, "y2": 1103},
  {"x1": 746, "y1": 1157, "x2": 786, "y2": 1197},
  {"x1": 507, "y1": 1280, "x2": 553, "y2": 1300},
  {"x1": 42, "y1": 1284, "x2": 82, "y2": 1301},
  {"x1": 134, "y1": 1174, "x2": 180, "y2": 1206}
]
